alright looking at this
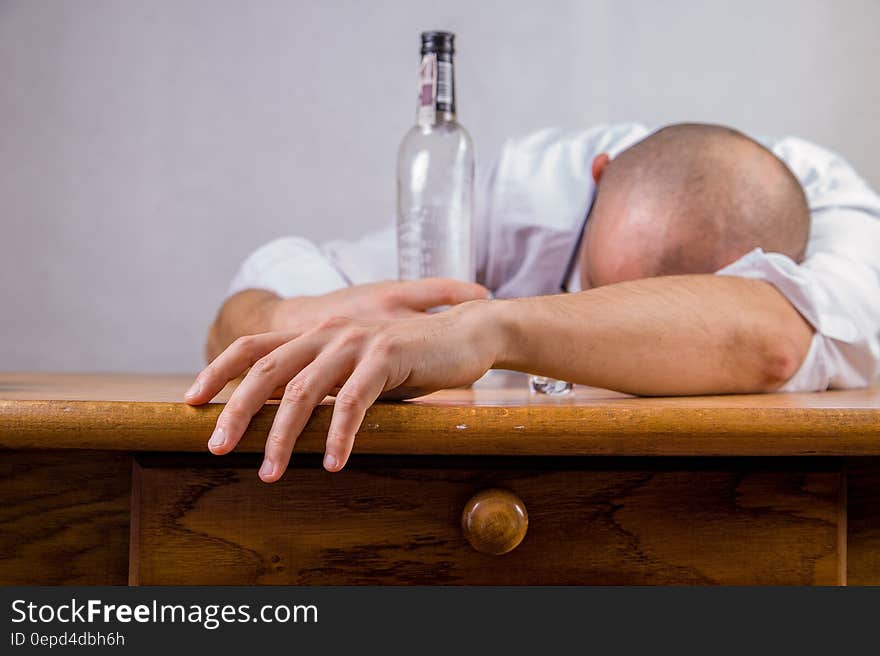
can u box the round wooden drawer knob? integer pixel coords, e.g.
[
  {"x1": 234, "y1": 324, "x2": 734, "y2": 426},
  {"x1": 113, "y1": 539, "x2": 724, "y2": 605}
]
[{"x1": 461, "y1": 488, "x2": 528, "y2": 555}]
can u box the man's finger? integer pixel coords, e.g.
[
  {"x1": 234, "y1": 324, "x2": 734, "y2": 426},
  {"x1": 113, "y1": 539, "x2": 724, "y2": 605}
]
[
  {"x1": 260, "y1": 350, "x2": 356, "y2": 483},
  {"x1": 207, "y1": 336, "x2": 321, "y2": 456},
  {"x1": 185, "y1": 331, "x2": 298, "y2": 405},
  {"x1": 397, "y1": 278, "x2": 489, "y2": 311},
  {"x1": 323, "y1": 357, "x2": 390, "y2": 472}
]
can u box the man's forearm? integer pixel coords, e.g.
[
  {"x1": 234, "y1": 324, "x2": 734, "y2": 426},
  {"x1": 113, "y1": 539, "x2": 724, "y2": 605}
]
[
  {"x1": 490, "y1": 274, "x2": 814, "y2": 395},
  {"x1": 205, "y1": 289, "x2": 281, "y2": 362}
]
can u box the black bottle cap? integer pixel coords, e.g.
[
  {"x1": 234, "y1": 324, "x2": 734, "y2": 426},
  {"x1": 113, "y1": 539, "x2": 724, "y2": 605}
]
[{"x1": 421, "y1": 31, "x2": 455, "y2": 56}]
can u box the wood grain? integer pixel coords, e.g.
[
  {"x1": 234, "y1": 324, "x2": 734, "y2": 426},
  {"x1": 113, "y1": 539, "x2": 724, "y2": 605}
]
[
  {"x1": 131, "y1": 456, "x2": 842, "y2": 585},
  {"x1": 0, "y1": 450, "x2": 131, "y2": 584},
  {"x1": 2, "y1": 373, "x2": 880, "y2": 456},
  {"x1": 846, "y1": 458, "x2": 880, "y2": 585}
]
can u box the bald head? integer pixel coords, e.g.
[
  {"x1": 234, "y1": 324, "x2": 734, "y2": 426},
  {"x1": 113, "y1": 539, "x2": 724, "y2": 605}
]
[{"x1": 581, "y1": 124, "x2": 810, "y2": 288}]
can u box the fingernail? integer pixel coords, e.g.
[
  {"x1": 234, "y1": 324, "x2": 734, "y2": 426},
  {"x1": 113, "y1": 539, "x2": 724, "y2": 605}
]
[
  {"x1": 323, "y1": 453, "x2": 338, "y2": 471},
  {"x1": 185, "y1": 380, "x2": 202, "y2": 399},
  {"x1": 208, "y1": 427, "x2": 226, "y2": 449},
  {"x1": 259, "y1": 459, "x2": 276, "y2": 479}
]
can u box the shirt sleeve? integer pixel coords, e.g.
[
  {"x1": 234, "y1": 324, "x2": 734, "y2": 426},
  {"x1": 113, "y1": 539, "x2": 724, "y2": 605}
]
[
  {"x1": 226, "y1": 223, "x2": 397, "y2": 299},
  {"x1": 716, "y1": 139, "x2": 880, "y2": 392},
  {"x1": 226, "y1": 236, "x2": 350, "y2": 299}
]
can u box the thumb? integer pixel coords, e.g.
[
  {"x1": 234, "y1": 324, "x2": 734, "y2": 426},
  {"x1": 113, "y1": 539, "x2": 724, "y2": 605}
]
[{"x1": 396, "y1": 278, "x2": 490, "y2": 311}]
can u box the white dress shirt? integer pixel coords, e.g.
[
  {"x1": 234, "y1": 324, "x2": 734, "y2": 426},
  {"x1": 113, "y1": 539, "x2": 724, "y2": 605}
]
[{"x1": 228, "y1": 123, "x2": 880, "y2": 392}]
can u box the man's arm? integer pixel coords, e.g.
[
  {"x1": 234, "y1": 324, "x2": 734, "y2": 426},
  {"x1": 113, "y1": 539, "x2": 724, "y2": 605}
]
[
  {"x1": 187, "y1": 273, "x2": 814, "y2": 481},
  {"x1": 494, "y1": 274, "x2": 813, "y2": 395}
]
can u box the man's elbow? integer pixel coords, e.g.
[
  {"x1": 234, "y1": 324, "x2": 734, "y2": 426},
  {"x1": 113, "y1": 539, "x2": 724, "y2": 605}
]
[
  {"x1": 757, "y1": 346, "x2": 802, "y2": 392},
  {"x1": 753, "y1": 332, "x2": 810, "y2": 392}
]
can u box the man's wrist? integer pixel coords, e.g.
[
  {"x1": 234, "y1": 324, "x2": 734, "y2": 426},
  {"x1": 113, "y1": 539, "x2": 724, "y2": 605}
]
[{"x1": 459, "y1": 297, "x2": 521, "y2": 370}]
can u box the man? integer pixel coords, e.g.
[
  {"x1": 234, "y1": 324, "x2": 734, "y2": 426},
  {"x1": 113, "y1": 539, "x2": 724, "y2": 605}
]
[{"x1": 186, "y1": 123, "x2": 880, "y2": 483}]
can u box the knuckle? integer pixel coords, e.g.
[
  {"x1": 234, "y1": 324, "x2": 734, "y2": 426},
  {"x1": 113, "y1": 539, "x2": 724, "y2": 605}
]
[
  {"x1": 379, "y1": 289, "x2": 401, "y2": 307},
  {"x1": 435, "y1": 280, "x2": 456, "y2": 301},
  {"x1": 221, "y1": 402, "x2": 247, "y2": 423},
  {"x1": 283, "y1": 378, "x2": 310, "y2": 401},
  {"x1": 334, "y1": 390, "x2": 361, "y2": 411},
  {"x1": 266, "y1": 431, "x2": 288, "y2": 450},
  {"x1": 232, "y1": 335, "x2": 257, "y2": 355},
  {"x1": 325, "y1": 428, "x2": 350, "y2": 449},
  {"x1": 337, "y1": 327, "x2": 367, "y2": 348},
  {"x1": 250, "y1": 355, "x2": 277, "y2": 377},
  {"x1": 317, "y1": 315, "x2": 350, "y2": 331},
  {"x1": 371, "y1": 334, "x2": 400, "y2": 357}
]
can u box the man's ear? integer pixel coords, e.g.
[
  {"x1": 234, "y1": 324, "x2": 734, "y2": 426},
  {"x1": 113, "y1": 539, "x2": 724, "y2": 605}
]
[{"x1": 592, "y1": 153, "x2": 611, "y2": 184}]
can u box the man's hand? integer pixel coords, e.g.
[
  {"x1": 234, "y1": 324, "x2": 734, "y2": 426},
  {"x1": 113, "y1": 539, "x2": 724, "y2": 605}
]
[
  {"x1": 191, "y1": 274, "x2": 813, "y2": 484},
  {"x1": 206, "y1": 278, "x2": 489, "y2": 361},
  {"x1": 188, "y1": 299, "x2": 501, "y2": 482}
]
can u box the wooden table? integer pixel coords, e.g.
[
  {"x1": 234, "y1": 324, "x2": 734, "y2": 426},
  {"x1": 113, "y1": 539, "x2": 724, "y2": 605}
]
[{"x1": 2, "y1": 372, "x2": 879, "y2": 585}]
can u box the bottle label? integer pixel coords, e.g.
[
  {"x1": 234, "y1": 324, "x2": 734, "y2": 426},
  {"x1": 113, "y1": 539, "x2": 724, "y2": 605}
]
[
  {"x1": 436, "y1": 60, "x2": 453, "y2": 111},
  {"x1": 417, "y1": 53, "x2": 437, "y2": 126}
]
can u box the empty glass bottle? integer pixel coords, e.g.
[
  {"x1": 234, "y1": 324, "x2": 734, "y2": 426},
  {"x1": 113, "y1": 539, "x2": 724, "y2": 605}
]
[{"x1": 397, "y1": 31, "x2": 475, "y2": 283}]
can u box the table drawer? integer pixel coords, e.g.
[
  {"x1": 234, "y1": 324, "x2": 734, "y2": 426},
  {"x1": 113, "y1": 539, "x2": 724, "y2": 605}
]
[{"x1": 130, "y1": 456, "x2": 843, "y2": 585}]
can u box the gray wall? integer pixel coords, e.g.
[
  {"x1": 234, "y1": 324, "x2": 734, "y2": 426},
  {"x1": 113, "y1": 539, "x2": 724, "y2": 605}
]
[{"x1": 2, "y1": 0, "x2": 878, "y2": 373}]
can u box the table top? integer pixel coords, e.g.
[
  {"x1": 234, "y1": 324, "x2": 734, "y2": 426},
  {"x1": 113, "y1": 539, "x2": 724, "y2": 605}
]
[{"x1": 1, "y1": 372, "x2": 879, "y2": 456}]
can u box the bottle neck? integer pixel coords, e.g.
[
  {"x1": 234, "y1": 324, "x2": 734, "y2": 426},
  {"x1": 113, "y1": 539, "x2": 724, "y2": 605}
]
[{"x1": 416, "y1": 52, "x2": 456, "y2": 127}]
